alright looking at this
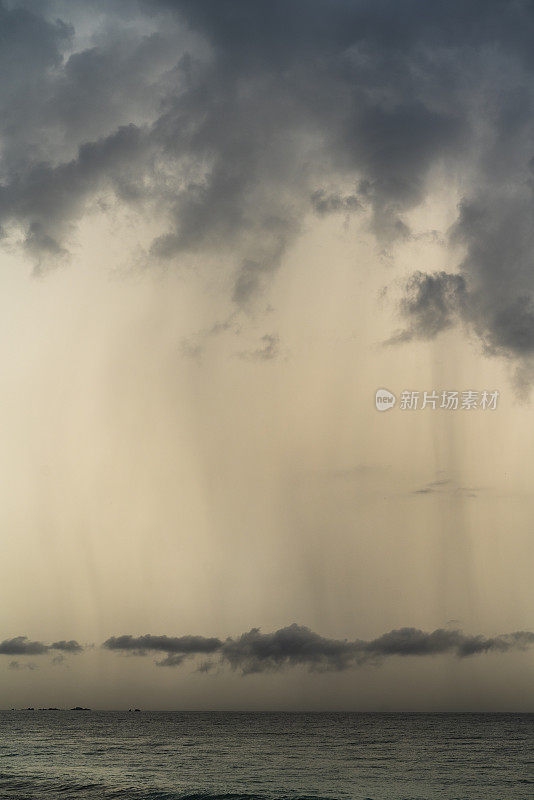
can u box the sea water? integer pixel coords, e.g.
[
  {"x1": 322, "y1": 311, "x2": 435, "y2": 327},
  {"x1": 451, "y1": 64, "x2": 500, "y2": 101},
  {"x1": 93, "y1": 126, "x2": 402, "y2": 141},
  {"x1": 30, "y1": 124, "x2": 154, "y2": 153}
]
[{"x1": 0, "y1": 711, "x2": 532, "y2": 800}]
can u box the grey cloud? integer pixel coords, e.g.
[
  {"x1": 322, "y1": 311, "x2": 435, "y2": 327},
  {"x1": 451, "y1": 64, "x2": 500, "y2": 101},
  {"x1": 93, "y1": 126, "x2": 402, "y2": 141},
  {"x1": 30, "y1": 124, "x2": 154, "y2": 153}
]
[
  {"x1": 0, "y1": 6, "x2": 473, "y2": 273},
  {"x1": 411, "y1": 478, "x2": 480, "y2": 498},
  {"x1": 452, "y1": 193, "x2": 534, "y2": 357},
  {"x1": 103, "y1": 633, "x2": 222, "y2": 655},
  {"x1": 0, "y1": 2, "x2": 73, "y2": 166},
  {"x1": 180, "y1": 315, "x2": 241, "y2": 361},
  {"x1": 0, "y1": 636, "x2": 83, "y2": 656},
  {"x1": 196, "y1": 660, "x2": 215, "y2": 673},
  {"x1": 233, "y1": 257, "x2": 288, "y2": 307},
  {"x1": 390, "y1": 271, "x2": 468, "y2": 344},
  {"x1": 220, "y1": 625, "x2": 362, "y2": 674},
  {"x1": 51, "y1": 639, "x2": 84, "y2": 653},
  {"x1": 102, "y1": 623, "x2": 534, "y2": 675},
  {"x1": 237, "y1": 334, "x2": 280, "y2": 362},
  {"x1": 47, "y1": 31, "x2": 179, "y2": 145},
  {"x1": 393, "y1": 91, "x2": 534, "y2": 371},
  {"x1": 156, "y1": 654, "x2": 187, "y2": 668},
  {"x1": 157, "y1": 0, "x2": 534, "y2": 360},
  {"x1": 311, "y1": 190, "x2": 362, "y2": 216},
  {"x1": 0, "y1": 123, "x2": 148, "y2": 267},
  {"x1": 8, "y1": 660, "x2": 38, "y2": 671},
  {"x1": 179, "y1": 337, "x2": 204, "y2": 361},
  {"x1": 143, "y1": 1, "x2": 467, "y2": 284},
  {"x1": 4, "y1": 0, "x2": 534, "y2": 366},
  {"x1": 0, "y1": 636, "x2": 49, "y2": 655}
]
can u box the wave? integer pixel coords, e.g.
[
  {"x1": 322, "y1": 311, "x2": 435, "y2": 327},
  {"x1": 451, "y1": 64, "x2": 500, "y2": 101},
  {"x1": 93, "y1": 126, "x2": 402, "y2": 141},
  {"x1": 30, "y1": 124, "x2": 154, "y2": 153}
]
[{"x1": 0, "y1": 775, "x2": 339, "y2": 800}]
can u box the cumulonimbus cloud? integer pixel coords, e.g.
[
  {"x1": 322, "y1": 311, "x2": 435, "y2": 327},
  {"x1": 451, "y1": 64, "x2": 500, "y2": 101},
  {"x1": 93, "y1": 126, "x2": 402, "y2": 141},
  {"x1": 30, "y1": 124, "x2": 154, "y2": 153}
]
[
  {"x1": 2, "y1": 1, "x2": 534, "y2": 371},
  {"x1": 102, "y1": 624, "x2": 534, "y2": 674}
]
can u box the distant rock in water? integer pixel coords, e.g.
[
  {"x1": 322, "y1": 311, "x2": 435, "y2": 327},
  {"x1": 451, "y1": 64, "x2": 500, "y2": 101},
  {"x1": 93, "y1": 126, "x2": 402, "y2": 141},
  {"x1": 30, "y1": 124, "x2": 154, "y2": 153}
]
[{"x1": 70, "y1": 706, "x2": 91, "y2": 711}]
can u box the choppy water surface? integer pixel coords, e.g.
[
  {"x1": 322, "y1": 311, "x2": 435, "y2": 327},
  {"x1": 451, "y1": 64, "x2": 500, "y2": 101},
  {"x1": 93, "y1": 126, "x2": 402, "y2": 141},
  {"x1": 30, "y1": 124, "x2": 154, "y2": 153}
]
[{"x1": 0, "y1": 711, "x2": 532, "y2": 800}]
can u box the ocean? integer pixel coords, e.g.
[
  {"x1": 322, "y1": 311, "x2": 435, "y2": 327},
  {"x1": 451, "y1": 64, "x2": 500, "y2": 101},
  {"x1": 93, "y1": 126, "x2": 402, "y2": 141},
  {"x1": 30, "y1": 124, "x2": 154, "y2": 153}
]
[{"x1": 0, "y1": 711, "x2": 532, "y2": 800}]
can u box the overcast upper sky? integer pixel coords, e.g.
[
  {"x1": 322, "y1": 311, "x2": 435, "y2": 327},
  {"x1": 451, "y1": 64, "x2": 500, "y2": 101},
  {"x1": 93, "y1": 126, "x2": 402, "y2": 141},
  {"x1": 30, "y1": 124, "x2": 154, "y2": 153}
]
[{"x1": 1, "y1": 0, "x2": 534, "y2": 711}]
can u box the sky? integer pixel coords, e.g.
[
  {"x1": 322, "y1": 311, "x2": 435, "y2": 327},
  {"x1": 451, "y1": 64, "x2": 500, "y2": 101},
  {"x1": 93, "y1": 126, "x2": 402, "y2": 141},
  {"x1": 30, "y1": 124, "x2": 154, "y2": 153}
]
[{"x1": 1, "y1": 0, "x2": 534, "y2": 711}]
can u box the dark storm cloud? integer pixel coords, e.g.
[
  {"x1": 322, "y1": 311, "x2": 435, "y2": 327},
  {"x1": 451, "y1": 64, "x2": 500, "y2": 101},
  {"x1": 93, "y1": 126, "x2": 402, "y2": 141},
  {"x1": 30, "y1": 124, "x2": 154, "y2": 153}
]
[
  {"x1": 389, "y1": 272, "x2": 468, "y2": 344},
  {"x1": 103, "y1": 634, "x2": 222, "y2": 655},
  {"x1": 4, "y1": 0, "x2": 534, "y2": 365},
  {"x1": 0, "y1": 123, "x2": 148, "y2": 268},
  {"x1": 0, "y1": 637, "x2": 49, "y2": 655},
  {"x1": 311, "y1": 190, "x2": 362, "y2": 217},
  {"x1": 51, "y1": 639, "x2": 84, "y2": 653},
  {"x1": 142, "y1": 0, "x2": 467, "y2": 284},
  {"x1": 102, "y1": 634, "x2": 221, "y2": 668},
  {"x1": 0, "y1": 636, "x2": 84, "y2": 656},
  {"x1": 156, "y1": 654, "x2": 188, "y2": 667},
  {"x1": 102, "y1": 624, "x2": 534, "y2": 674},
  {"x1": 363, "y1": 628, "x2": 534, "y2": 659},
  {"x1": 220, "y1": 625, "x2": 362, "y2": 674}
]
